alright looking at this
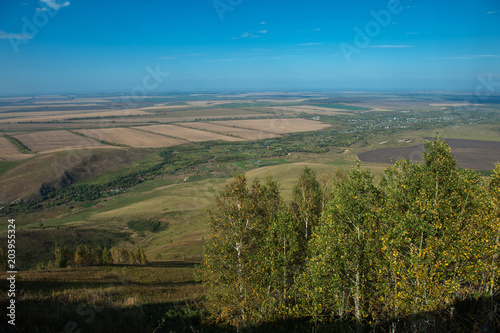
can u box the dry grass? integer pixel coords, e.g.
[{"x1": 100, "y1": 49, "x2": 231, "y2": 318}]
[
  {"x1": 211, "y1": 118, "x2": 331, "y2": 134},
  {"x1": 181, "y1": 122, "x2": 280, "y2": 140},
  {"x1": 0, "y1": 137, "x2": 31, "y2": 161},
  {"x1": 13, "y1": 130, "x2": 108, "y2": 153},
  {"x1": 0, "y1": 263, "x2": 202, "y2": 333},
  {"x1": 75, "y1": 128, "x2": 186, "y2": 148},
  {"x1": 136, "y1": 124, "x2": 244, "y2": 142}
]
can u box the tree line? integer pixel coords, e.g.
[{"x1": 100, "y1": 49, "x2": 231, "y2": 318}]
[
  {"x1": 33, "y1": 244, "x2": 148, "y2": 270},
  {"x1": 3, "y1": 134, "x2": 32, "y2": 154},
  {"x1": 201, "y1": 136, "x2": 500, "y2": 331}
]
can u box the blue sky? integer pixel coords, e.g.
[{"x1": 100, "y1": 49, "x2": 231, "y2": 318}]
[{"x1": 0, "y1": 0, "x2": 499, "y2": 95}]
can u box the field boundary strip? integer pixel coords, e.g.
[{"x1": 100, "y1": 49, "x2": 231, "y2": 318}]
[
  {"x1": 132, "y1": 125, "x2": 190, "y2": 142},
  {"x1": 172, "y1": 123, "x2": 247, "y2": 140},
  {"x1": 207, "y1": 120, "x2": 279, "y2": 135}
]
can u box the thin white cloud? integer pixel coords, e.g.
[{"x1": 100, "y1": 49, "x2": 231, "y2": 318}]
[
  {"x1": 0, "y1": 30, "x2": 33, "y2": 40},
  {"x1": 260, "y1": 21, "x2": 266, "y2": 24},
  {"x1": 406, "y1": 32, "x2": 420, "y2": 35},
  {"x1": 157, "y1": 53, "x2": 207, "y2": 60},
  {"x1": 313, "y1": 28, "x2": 321, "y2": 31},
  {"x1": 234, "y1": 31, "x2": 263, "y2": 39},
  {"x1": 369, "y1": 45, "x2": 413, "y2": 48},
  {"x1": 432, "y1": 55, "x2": 500, "y2": 60},
  {"x1": 205, "y1": 58, "x2": 239, "y2": 62},
  {"x1": 299, "y1": 42, "x2": 323, "y2": 46},
  {"x1": 487, "y1": 11, "x2": 496, "y2": 14},
  {"x1": 40, "y1": 0, "x2": 70, "y2": 10}
]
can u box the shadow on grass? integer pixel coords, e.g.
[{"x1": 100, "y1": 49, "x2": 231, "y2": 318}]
[
  {"x1": 0, "y1": 298, "x2": 197, "y2": 333},
  {"x1": 148, "y1": 260, "x2": 200, "y2": 269},
  {"x1": 11, "y1": 279, "x2": 200, "y2": 292},
  {"x1": 1, "y1": 294, "x2": 498, "y2": 333}
]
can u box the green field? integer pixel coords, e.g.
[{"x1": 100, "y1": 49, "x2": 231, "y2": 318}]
[
  {"x1": 0, "y1": 160, "x2": 23, "y2": 176},
  {"x1": 407, "y1": 124, "x2": 500, "y2": 142}
]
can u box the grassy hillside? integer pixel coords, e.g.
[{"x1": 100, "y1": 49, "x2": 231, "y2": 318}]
[
  {"x1": 4, "y1": 121, "x2": 500, "y2": 271},
  {"x1": 0, "y1": 148, "x2": 154, "y2": 204}
]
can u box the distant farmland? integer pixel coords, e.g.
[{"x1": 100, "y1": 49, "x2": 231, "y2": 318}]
[
  {"x1": 358, "y1": 138, "x2": 500, "y2": 170},
  {"x1": 0, "y1": 109, "x2": 149, "y2": 123},
  {"x1": 74, "y1": 128, "x2": 187, "y2": 148},
  {"x1": 14, "y1": 130, "x2": 108, "y2": 153},
  {"x1": 0, "y1": 101, "x2": 331, "y2": 158},
  {"x1": 313, "y1": 104, "x2": 371, "y2": 111},
  {"x1": 210, "y1": 118, "x2": 331, "y2": 134},
  {"x1": 0, "y1": 137, "x2": 31, "y2": 161},
  {"x1": 135, "y1": 124, "x2": 244, "y2": 142},
  {"x1": 181, "y1": 122, "x2": 280, "y2": 140}
]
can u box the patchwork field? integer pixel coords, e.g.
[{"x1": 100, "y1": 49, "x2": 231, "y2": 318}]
[
  {"x1": 75, "y1": 128, "x2": 187, "y2": 148},
  {"x1": 136, "y1": 124, "x2": 244, "y2": 142},
  {"x1": 146, "y1": 107, "x2": 267, "y2": 116},
  {"x1": 0, "y1": 137, "x2": 31, "y2": 161},
  {"x1": 13, "y1": 130, "x2": 108, "y2": 153},
  {"x1": 358, "y1": 138, "x2": 500, "y2": 170},
  {"x1": 90, "y1": 114, "x2": 269, "y2": 124},
  {"x1": 211, "y1": 118, "x2": 331, "y2": 134},
  {"x1": 0, "y1": 109, "x2": 151, "y2": 123},
  {"x1": 179, "y1": 122, "x2": 280, "y2": 140},
  {"x1": 271, "y1": 105, "x2": 352, "y2": 115}
]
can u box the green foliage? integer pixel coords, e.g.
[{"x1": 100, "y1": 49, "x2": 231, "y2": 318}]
[
  {"x1": 202, "y1": 136, "x2": 500, "y2": 330},
  {"x1": 301, "y1": 162, "x2": 381, "y2": 322},
  {"x1": 74, "y1": 244, "x2": 92, "y2": 267},
  {"x1": 201, "y1": 175, "x2": 286, "y2": 328},
  {"x1": 372, "y1": 136, "x2": 499, "y2": 320},
  {"x1": 101, "y1": 247, "x2": 113, "y2": 265},
  {"x1": 38, "y1": 244, "x2": 148, "y2": 269},
  {"x1": 3, "y1": 134, "x2": 32, "y2": 153},
  {"x1": 54, "y1": 245, "x2": 72, "y2": 268},
  {"x1": 290, "y1": 166, "x2": 322, "y2": 242}
]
